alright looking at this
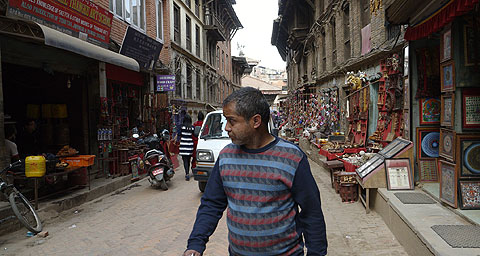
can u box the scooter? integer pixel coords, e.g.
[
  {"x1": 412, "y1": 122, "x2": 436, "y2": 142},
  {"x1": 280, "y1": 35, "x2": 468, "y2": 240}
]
[{"x1": 145, "y1": 149, "x2": 174, "y2": 190}]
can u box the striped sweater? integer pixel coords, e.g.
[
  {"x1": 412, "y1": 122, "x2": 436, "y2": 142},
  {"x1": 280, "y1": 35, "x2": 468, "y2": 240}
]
[
  {"x1": 179, "y1": 125, "x2": 194, "y2": 156},
  {"x1": 187, "y1": 137, "x2": 327, "y2": 255}
]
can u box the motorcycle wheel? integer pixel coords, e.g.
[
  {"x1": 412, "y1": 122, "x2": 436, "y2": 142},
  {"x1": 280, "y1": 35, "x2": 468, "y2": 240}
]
[{"x1": 159, "y1": 179, "x2": 168, "y2": 191}]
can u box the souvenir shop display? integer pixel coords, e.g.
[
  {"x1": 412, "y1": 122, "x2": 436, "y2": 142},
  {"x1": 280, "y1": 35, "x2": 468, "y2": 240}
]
[
  {"x1": 345, "y1": 72, "x2": 369, "y2": 148},
  {"x1": 456, "y1": 134, "x2": 480, "y2": 178},
  {"x1": 461, "y1": 88, "x2": 480, "y2": 129},
  {"x1": 415, "y1": 47, "x2": 440, "y2": 99},
  {"x1": 285, "y1": 88, "x2": 340, "y2": 145},
  {"x1": 439, "y1": 159, "x2": 458, "y2": 208},
  {"x1": 369, "y1": 54, "x2": 405, "y2": 145}
]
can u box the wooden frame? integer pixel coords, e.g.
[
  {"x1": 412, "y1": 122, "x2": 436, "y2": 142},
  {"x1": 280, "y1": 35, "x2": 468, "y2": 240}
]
[
  {"x1": 439, "y1": 128, "x2": 456, "y2": 162},
  {"x1": 461, "y1": 89, "x2": 480, "y2": 129},
  {"x1": 440, "y1": 61, "x2": 455, "y2": 92},
  {"x1": 458, "y1": 180, "x2": 480, "y2": 210},
  {"x1": 440, "y1": 26, "x2": 452, "y2": 63},
  {"x1": 419, "y1": 159, "x2": 439, "y2": 182},
  {"x1": 385, "y1": 158, "x2": 413, "y2": 190},
  {"x1": 416, "y1": 127, "x2": 440, "y2": 159},
  {"x1": 456, "y1": 134, "x2": 480, "y2": 178},
  {"x1": 464, "y1": 25, "x2": 477, "y2": 66},
  {"x1": 419, "y1": 98, "x2": 441, "y2": 125},
  {"x1": 440, "y1": 93, "x2": 455, "y2": 127},
  {"x1": 439, "y1": 159, "x2": 458, "y2": 208}
]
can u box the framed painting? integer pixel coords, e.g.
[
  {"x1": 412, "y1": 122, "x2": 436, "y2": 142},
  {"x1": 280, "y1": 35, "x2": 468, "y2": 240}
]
[
  {"x1": 456, "y1": 134, "x2": 480, "y2": 178},
  {"x1": 419, "y1": 159, "x2": 438, "y2": 182},
  {"x1": 419, "y1": 98, "x2": 441, "y2": 125},
  {"x1": 464, "y1": 25, "x2": 477, "y2": 66},
  {"x1": 416, "y1": 127, "x2": 440, "y2": 159},
  {"x1": 458, "y1": 180, "x2": 480, "y2": 210},
  {"x1": 440, "y1": 61, "x2": 455, "y2": 92},
  {"x1": 439, "y1": 159, "x2": 457, "y2": 208},
  {"x1": 440, "y1": 27, "x2": 452, "y2": 63},
  {"x1": 385, "y1": 158, "x2": 413, "y2": 190},
  {"x1": 440, "y1": 93, "x2": 455, "y2": 127},
  {"x1": 462, "y1": 89, "x2": 480, "y2": 129},
  {"x1": 439, "y1": 129, "x2": 455, "y2": 162}
]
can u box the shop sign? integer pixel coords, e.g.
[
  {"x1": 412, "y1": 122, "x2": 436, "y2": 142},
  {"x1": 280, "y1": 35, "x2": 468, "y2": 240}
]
[
  {"x1": 120, "y1": 26, "x2": 163, "y2": 70},
  {"x1": 7, "y1": 0, "x2": 113, "y2": 47},
  {"x1": 156, "y1": 75, "x2": 175, "y2": 92}
]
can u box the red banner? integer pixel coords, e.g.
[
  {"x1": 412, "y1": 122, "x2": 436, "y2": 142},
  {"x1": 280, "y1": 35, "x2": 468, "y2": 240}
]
[{"x1": 8, "y1": 0, "x2": 113, "y2": 46}]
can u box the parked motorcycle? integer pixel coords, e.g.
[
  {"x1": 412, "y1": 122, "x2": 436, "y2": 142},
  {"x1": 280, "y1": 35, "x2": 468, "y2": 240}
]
[{"x1": 145, "y1": 149, "x2": 174, "y2": 190}]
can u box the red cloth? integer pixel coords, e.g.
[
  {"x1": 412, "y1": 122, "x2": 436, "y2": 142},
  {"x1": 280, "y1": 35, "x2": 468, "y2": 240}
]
[{"x1": 405, "y1": 0, "x2": 478, "y2": 41}]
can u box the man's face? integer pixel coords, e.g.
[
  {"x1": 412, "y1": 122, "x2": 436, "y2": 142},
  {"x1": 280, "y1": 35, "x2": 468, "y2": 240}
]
[
  {"x1": 223, "y1": 102, "x2": 255, "y2": 145},
  {"x1": 26, "y1": 121, "x2": 36, "y2": 133}
]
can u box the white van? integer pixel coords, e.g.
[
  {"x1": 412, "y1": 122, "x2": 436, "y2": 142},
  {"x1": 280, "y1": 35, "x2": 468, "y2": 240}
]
[{"x1": 192, "y1": 110, "x2": 278, "y2": 192}]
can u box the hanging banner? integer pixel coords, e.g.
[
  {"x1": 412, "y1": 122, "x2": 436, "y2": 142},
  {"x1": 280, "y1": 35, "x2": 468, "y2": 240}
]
[
  {"x1": 156, "y1": 75, "x2": 175, "y2": 92},
  {"x1": 7, "y1": 0, "x2": 113, "y2": 47}
]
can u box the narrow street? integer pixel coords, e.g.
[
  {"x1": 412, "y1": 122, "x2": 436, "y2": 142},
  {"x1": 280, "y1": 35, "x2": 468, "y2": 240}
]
[{"x1": 0, "y1": 157, "x2": 407, "y2": 256}]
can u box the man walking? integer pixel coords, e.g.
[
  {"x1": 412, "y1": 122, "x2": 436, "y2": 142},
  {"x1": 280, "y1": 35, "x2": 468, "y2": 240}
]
[{"x1": 184, "y1": 87, "x2": 327, "y2": 256}]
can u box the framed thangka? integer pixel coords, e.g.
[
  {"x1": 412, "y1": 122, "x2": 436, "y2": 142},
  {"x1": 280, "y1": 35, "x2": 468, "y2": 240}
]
[
  {"x1": 464, "y1": 25, "x2": 478, "y2": 66},
  {"x1": 440, "y1": 61, "x2": 455, "y2": 92},
  {"x1": 416, "y1": 127, "x2": 440, "y2": 159},
  {"x1": 440, "y1": 27, "x2": 452, "y2": 63},
  {"x1": 462, "y1": 89, "x2": 480, "y2": 129},
  {"x1": 439, "y1": 160, "x2": 457, "y2": 208},
  {"x1": 439, "y1": 129, "x2": 455, "y2": 162},
  {"x1": 440, "y1": 93, "x2": 455, "y2": 127},
  {"x1": 419, "y1": 98, "x2": 440, "y2": 125},
  {"x1": 458, "y1": 180, "x2": 480, "y2": 210},
  {"x1": 457, "y1": 134, "x2": 480, "y2": 178}
]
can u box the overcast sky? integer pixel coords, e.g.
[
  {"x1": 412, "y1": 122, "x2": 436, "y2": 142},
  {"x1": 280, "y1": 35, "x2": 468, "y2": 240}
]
[{"x1": 232, "y1": 0, "x2": 286, "y2": 71}]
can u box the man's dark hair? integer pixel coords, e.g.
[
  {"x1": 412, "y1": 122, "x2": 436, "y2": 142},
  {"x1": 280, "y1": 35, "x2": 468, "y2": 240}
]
[
  {"x1": 183, "y1": 114, "x2": 192, "y2": 127},
  {"x1": 223, "y1": 87, "x2": 270, "y2": 126},
  {"x1": 5, "y1": 125, "x2": 16, "y2": 139},
  {"x1": 197, "y1": 111, "x2": 205, "y2": 121}
]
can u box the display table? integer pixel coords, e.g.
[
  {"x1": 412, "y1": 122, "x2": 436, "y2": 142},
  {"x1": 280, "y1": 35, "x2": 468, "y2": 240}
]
[
  {"x1": 8, "y1": 166, "x2": 89, "y2": 210},
  {"x1": 324, "y1": 160, "x2": 344, "y2": 188}
]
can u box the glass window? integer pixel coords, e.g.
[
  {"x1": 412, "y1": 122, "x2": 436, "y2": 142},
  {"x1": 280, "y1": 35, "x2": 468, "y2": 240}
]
[
  {"x1": 200, "y1": 113, "x2": 228, "y2": 139},
  {"x1": 196, "y1": 71, "x2": 201, "y2": 100},
  {"x1": 174, "y1": 4, "x2": 180, "y2": 44},
  {"x1": 110, "y1": 0, "x2": 145, "y2": 31},
  {"x1": 195, "y1": 25, "x2": 200, "y2": 56},
  {"x1": 187, "y1": 64, "x2": 192, "y2": 99},
  {"x1": 156, "y1": 0, "x2": 163, "y2": 41},
  {"x1": 186, "y1": 16, "x2": 192, "y2": 51}
]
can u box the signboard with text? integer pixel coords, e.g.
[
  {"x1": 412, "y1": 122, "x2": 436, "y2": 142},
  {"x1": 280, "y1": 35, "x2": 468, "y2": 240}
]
[
  {"x1": 8, "y1": 0, "x2": 113, "y2": 47},
  {"x1": 156, "y1": 75, "x2": 175, "y2": 92},
  {"x1": 120, "y1": 26, "x2": 163, "y2": 70}
]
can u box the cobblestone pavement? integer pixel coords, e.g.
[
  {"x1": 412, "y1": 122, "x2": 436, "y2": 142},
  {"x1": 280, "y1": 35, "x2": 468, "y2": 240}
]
[{"x1": 0, "y1": 157, "x2": 408, "y2": 256}]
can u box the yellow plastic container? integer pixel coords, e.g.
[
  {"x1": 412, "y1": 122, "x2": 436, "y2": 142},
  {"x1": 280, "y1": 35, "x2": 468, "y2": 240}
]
[{"x1": 25, "y1": 156, "x2": 46, "y2": 177}]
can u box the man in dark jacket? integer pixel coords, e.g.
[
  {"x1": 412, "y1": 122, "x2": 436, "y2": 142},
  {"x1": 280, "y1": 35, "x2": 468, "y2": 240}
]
[{"x1": 184, "y1": 87, "x2": 327, "y2": 256}]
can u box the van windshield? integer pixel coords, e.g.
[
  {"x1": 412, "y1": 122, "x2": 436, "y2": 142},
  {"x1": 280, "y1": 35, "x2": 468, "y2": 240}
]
[{"x1": 200, "y1": 113, "x2": 229, "y2": 139}]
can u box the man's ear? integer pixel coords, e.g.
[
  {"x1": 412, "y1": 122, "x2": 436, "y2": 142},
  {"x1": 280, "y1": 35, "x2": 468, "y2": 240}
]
[{"x1": 251, "y1": 114, "x2": 262, "y2": 129}]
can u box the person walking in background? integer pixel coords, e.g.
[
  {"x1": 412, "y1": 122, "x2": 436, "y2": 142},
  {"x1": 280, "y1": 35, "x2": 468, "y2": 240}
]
[
  {"x1": 184, "y1": 87, "x2": 328, "y2": 256},
  {"x1": 191, "y1": 111, "x2": 205, "y2": 169},
  {"x1": 179, "y1": 114, "x2": 194, "y2": 181}
]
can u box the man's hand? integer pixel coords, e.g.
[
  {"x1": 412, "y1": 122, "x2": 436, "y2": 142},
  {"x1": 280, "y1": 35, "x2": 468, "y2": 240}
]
[{"x1": 183, "y1": 249, "x2": 201, "y2": 256}]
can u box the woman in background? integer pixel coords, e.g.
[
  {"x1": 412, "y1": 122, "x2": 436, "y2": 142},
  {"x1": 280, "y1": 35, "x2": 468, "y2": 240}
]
[
  {"x1": 191, "y1": 111, "x2": 204, "y2": 170},
  {"x1": 179, "y1": 114, "x2": 194, "y2": 181}
]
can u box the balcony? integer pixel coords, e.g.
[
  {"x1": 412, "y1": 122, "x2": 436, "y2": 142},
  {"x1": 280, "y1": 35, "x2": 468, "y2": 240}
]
[{"x1": 204, "y1": 13, "x2": 227, "y2": 42}]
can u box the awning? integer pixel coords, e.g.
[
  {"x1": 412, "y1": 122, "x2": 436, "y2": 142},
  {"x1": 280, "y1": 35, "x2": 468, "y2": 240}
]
[
  {"x1": 38, "y1": 24, "x2": 140, "y2": 72},
  {"x1": 386, "y1": 0, "x2": 479, "y2": 41}
]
